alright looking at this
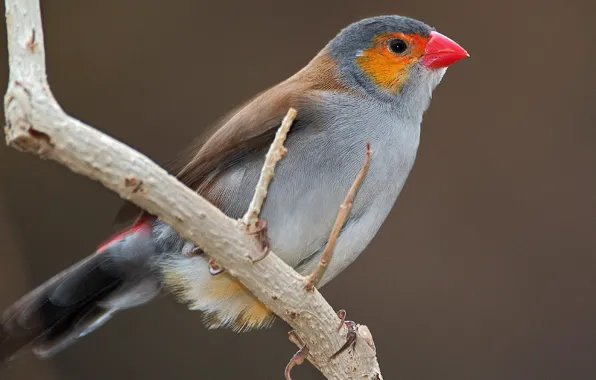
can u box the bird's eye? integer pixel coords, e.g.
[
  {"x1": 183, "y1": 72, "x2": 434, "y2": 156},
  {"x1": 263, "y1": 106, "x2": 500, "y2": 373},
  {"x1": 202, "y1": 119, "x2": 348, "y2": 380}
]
[{"x1": 387, "y1": 38, "x2": 408, "y2": 54}]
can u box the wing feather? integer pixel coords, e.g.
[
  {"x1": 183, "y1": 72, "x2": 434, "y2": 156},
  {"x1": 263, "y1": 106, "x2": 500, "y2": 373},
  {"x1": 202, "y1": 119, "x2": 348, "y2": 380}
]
[{"x1": 113, "y1": 50, "x2": 347, "y2": 225}]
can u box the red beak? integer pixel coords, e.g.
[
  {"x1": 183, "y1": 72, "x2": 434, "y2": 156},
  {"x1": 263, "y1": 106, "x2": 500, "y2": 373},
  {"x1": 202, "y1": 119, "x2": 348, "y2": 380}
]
[{"x1": 421, "y1": 31, "x2": 469, "y2": 69}]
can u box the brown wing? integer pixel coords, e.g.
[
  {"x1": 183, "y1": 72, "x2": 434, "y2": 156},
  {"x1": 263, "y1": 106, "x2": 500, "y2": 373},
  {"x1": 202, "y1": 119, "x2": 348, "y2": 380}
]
[
  {"x1": 112, "y1": 82, "x2": 300, "y2": 226},
  {"x1": 113, "y1": 50, "x2": 347, "y2": 226}
]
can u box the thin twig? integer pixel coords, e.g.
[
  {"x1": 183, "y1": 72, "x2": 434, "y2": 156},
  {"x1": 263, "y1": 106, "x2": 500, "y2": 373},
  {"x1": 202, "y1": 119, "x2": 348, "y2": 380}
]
[
  {"x1": 304, "y1": 142, "x2": 372, "y2": 291},
  {"x1": 241, "y1": 108, "x2": 296, "y2": 230}
]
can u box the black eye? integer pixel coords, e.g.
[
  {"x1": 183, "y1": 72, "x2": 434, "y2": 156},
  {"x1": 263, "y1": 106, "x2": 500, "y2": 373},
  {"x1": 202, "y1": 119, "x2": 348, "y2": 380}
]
[{"x1": 387, "y1": 38, "x2": 408, "y2": 54}]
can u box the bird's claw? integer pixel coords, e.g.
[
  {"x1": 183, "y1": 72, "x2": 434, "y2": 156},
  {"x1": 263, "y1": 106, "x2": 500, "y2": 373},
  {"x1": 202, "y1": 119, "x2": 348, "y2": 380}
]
[
  {"x1": 208, "y1": 258, "x2": 225, "y2": 275},
  {"x1": 336, "y1": 309, "x2": 347, "y2": 331},
  {"x1": 284, "y1": 311, "x2": 358, "y2": 378},
  {"x1": 189, "y1": 247, "x2": 225, "y2": 276},
  {"x1": 284, "y1": 345, "x2": 309, "y2": 380},
  {"x1": 285, "y1": 330, "x2": 308, "y2": 380},
  {"x1": 248, "y1": 219, "x2": 271, "y2": 262},
  {"x1": 188, "y1": 246, "x2": 203, "y2": 257},
  {"x1": 330, "y1": 309, "x2": 358, "y2": 359}
]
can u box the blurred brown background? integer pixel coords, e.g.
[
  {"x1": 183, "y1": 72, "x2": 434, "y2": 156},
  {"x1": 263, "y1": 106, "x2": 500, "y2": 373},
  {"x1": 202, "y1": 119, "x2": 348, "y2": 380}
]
[{"x1": 0, "y1": 0, "x2": 595, "y2": 379}]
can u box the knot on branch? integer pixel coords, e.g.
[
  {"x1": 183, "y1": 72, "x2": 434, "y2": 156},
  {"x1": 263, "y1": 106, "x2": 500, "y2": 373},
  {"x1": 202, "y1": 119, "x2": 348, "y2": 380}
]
[{"x1": 4, "y1": 81, "x2": 53, "y2": 155}]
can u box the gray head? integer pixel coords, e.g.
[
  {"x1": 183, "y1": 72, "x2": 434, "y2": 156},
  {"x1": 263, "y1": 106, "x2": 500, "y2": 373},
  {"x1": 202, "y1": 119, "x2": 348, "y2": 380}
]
[{"x1": 327, "y1": 15, "x2": 468, "y2": 113}]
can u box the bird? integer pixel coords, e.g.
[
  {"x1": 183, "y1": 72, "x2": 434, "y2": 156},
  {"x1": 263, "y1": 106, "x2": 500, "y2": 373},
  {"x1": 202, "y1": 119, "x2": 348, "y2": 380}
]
[{"x1": 0, "y1": 15, "x2": 468, "y2": 363}]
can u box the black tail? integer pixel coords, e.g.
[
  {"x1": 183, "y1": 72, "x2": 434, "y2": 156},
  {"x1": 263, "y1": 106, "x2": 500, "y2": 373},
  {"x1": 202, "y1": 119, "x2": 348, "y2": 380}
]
[{"x1": 0, "y1": 226, "x2": 161, "y2": 363}]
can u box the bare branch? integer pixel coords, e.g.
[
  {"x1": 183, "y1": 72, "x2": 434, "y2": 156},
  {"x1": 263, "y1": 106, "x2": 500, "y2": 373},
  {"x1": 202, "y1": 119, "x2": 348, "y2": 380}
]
[
  {"x1": 305, "y1": 142, "x2": 372, "y2": 290},
  {"x1": 2, "y1": 1, "x2": 383, "y2": 379},
  {"x1": 242, "y1": 108, "x2": 296, "y2": 229},
  {"x1": 241, "y1": 107, "x2": 296, "y2": 263}
]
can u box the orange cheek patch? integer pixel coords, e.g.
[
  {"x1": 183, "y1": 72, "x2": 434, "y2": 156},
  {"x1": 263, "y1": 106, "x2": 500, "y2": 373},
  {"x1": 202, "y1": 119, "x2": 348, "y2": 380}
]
[
  {"x1": 356, "y1": 33, "x2": 428, "y2": 93},
  {"x1": 356, "y1": 51, "x2": 411, "y2": 93}
]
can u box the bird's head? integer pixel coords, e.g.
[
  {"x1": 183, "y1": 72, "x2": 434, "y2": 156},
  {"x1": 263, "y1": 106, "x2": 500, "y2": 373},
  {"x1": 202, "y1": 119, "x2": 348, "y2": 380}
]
[{"x1": 327, "y1": 15, "x2": 468, "y2": 108}]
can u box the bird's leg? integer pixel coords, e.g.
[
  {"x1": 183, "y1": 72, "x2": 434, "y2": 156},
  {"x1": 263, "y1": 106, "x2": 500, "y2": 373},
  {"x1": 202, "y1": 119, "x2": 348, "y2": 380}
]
[
  {"x1": 285, "y1": 331, "x2": 309, "y2": 380},
  {"x1": 304, "y1": 142, "x2": 371, "y2": 291},
  {"x1": 189, "y1": 247, "x2": 225, "y2": 275},
  {"x1": 247, "y1": 219, "x2": 271, "y2": 263},
  {"x1": 330, "y1": 309, "x2": 358, "y2": 359}
]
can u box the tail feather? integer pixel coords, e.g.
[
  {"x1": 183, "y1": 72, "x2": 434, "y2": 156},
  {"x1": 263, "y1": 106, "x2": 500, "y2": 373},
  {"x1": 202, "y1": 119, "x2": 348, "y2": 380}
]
[{"x1": 0, "y1": 223, "x2": 161, "y2": 363}]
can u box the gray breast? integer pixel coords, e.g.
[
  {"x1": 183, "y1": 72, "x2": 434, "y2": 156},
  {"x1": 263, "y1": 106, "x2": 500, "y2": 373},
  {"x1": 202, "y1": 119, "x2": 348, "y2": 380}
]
[{"x1": 205, "y1": 92, "x2": 421, "y2": 280}]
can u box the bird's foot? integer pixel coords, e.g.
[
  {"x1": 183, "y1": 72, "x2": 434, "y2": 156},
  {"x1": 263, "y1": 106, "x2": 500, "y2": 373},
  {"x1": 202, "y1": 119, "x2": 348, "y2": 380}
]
[
  {"x1": 285, "y1": 331, "x2": 309, "y2": 380},
  {"x1": 189, "y1": 247, "x2": 225, "y2": 275},
  {"x1": 187, "y1": 246, "x2": 202, "y2": 257},
  {"x1": 208, "y1": 257, "x2": 224, "y2": 275},
  {"x1": 248, "y1": 219, "x2": 271, "y2": 263},
  {"x1": 330, "y1": 309, "x2": 358, "y2": 359},
  {"x1": 284, "y1": 310, "x2": 358, "y2": 378}
]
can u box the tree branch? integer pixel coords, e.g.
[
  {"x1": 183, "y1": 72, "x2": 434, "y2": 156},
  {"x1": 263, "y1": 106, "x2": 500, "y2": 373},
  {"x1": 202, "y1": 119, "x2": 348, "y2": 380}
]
[
  {"x1": 3, "y1": 1, "x2": 383, "y2": 379},
  {"x1": 305, "y1": 141, "x2": 372, "y2": 290},
  {"x1": 241, "y1": 108, "x2": 296, "y2": 229}
]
